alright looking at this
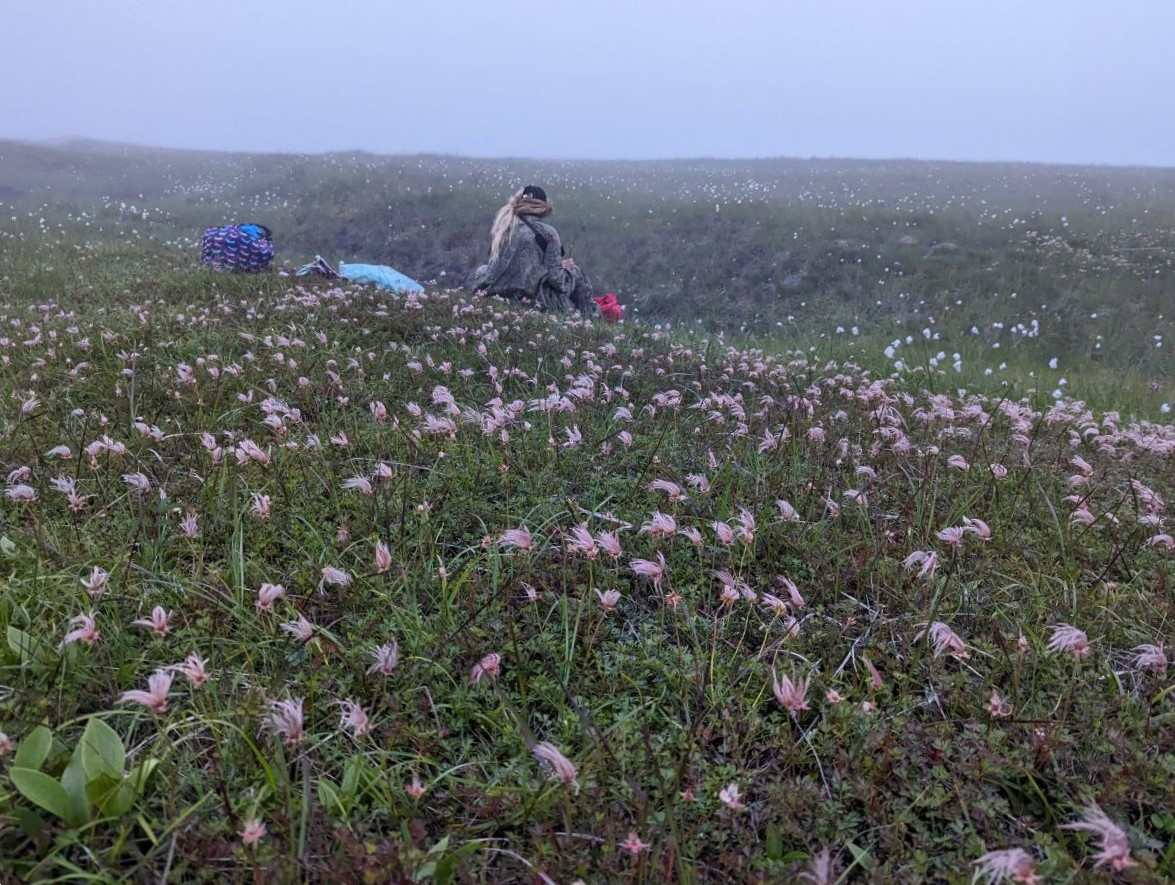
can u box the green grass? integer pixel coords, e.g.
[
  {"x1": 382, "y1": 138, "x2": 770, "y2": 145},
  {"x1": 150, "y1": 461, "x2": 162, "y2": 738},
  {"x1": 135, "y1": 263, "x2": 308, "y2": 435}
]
[{"x1": 0, "y1": 146, "x2": 1173, "y2": 882}]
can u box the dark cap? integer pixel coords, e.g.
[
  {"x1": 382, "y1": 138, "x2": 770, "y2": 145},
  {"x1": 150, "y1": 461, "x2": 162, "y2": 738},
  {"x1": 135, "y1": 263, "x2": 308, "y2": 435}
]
[{"x1": 521, "y1": 185, "x2": 548, "y2": 201}]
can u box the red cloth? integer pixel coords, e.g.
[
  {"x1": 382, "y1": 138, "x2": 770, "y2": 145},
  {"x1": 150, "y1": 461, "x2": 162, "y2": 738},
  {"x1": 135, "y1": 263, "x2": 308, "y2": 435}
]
[{"x1": 593, "y1": 293, "x2": 623, "y2": 323}]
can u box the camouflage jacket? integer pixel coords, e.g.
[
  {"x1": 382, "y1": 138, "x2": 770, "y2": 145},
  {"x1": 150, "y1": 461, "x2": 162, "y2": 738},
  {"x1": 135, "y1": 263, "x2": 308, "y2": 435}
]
[{"x1": 473, "y1": 218, "x2": 595, "y2": 313}]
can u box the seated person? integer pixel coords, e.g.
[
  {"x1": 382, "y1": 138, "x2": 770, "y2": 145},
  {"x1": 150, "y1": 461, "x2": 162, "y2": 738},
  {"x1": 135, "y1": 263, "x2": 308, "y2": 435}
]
[{"x1": 472, "y1": 185, "x2": 596, "y2": 314}]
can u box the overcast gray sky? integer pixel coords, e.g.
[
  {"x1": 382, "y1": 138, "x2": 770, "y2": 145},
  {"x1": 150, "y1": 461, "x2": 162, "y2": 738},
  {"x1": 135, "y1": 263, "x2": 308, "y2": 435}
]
[{"x1": 3, "y1": 0, "x2": 1173, "y2": 166}]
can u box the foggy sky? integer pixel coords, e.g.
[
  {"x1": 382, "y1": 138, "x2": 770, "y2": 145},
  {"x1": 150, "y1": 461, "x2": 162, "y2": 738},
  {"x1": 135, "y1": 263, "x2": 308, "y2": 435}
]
[{"x1": 3, "y1": 0, "x2": 1174, "y2": 166}]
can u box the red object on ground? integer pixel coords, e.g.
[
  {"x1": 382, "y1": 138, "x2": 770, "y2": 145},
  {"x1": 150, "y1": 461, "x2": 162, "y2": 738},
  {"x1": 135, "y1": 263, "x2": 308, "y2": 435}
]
[{"x1": 593, "y1": 293, "x2": 623, "y2": 323}]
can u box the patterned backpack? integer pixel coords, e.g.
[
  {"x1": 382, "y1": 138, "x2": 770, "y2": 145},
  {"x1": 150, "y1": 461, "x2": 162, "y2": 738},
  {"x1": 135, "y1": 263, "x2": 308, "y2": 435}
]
[{"x1": 200, "y1": 223, "x2": 275, "y2": 271}]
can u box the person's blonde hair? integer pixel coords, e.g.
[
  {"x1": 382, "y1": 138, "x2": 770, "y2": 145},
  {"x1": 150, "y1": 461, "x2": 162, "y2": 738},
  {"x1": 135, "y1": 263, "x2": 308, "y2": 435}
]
[{"x1": 489, "y1": 189, "x2": 554, "y2": 259}]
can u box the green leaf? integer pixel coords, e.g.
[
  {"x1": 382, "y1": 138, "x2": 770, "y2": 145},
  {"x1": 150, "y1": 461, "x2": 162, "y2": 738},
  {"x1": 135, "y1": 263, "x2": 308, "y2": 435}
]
[
  {"x1": 342, "y1": 755, "x2": 363, "y2": 799},
  {"x1": 10, "y1": 768, "x2": 72, "y2": 821},
  {"x1": 7, "y1": 626, "x2": 49, "y2": 664},
  {"x1": 60, "y1": 746, "x2": 93, "y2": 827},
  {"x1": 86, "y1": 772, "x2": 136, "y2": 818},
  {"x1": 14, "y1": 806, "x2": 46, "y2": 840},
  {"x1": 765, "y1": 821, "x2": 783, "y2": 860},
  {"x1": 13, "y1": 725, "x2": 52, "y2": 770},
  {"x1": 128, "y1": 758, "x2": 160, "y2": 795},
  {"x1": 316, "y1": 778, "x2": 344, "y2": 816},
  {"x1": 846, "y1": 841, "x2": 874, "y2": 870},
  {"x1": 79, "y1": 717, "x2": 126, "y2": 780},
  {"x1": 434, "y1": 840, "x2": 481, "y2": 885},
  {"x1": 0, "y1": 535, "x2": 16, "y2": 556}
]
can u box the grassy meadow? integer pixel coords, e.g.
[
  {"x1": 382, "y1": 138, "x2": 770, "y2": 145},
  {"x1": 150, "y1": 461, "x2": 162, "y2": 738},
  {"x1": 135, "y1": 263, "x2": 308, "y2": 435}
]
[{"x1": 0, "y1": 142, "x2": 1173, "y2": 882}]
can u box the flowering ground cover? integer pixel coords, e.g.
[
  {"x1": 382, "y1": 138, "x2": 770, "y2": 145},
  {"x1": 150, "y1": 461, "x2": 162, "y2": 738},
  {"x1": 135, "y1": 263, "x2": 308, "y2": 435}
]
[
  {"x1": 0, "y1": 265, "x2": 1172, "y2": 882},
  {"x1": 1, "y1": 144, "x2": 1174, "y2": 880}
]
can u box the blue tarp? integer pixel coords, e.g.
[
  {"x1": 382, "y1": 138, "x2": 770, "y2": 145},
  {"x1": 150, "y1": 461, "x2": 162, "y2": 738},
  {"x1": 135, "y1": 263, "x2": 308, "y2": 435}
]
[{"x1": 338, "y1": 262, "x2": 424, "y2": 294}]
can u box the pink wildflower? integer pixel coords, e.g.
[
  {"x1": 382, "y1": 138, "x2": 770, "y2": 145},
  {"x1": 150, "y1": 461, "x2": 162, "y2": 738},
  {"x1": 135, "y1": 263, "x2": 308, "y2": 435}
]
[
  {"x1": 595, "y1": 588, "x2": 621, "y2": 611},
  {"x1": 718, "y1": 782, "x2": 744, "y2": 809},
  {"x1": 471, "y1": 652, "x2": 502, "y2": 684},
  {"x1": 594, "y1": 530, "x2": 622, "y2": 558},
  {"x1": 251, "y1": 493, "x2": 271, "y2": 519},
  {"x1": 281, "y1": 614, "x2": 315, "y2": 643},
  {"x1": 341, "y1": 475, "x2": 373, "y2": 495},
  {"x1": 799, "y1": 848, "x2": 841, "y2": 885},
  {"x1": 338, "y1": 699, "x2": 372, "y2": 738},
  {"x1": 902, "y1": 550, "x2": 940, "y2": 580},
  {"x1": 648, "y1": 479, "x2": 687, "y2": 501},
  {"x1": 1130, "y1": 642, "x2": 1167, "y2": 674},
  {"x1": 962, "y1": 517, "x2": 992, "y2": 541},
  {"x1": 533, "y1": 741, "x2": 579, "y2": 791},
  {"x1": 317, "y1": 565, "x2": 351, "y2": 592},
  {"x1": 256, "y1": 583, "x2": 285, "y2": 612},
  {"x1": 775, "y1": 576, "x2": 806, "y2": 610},
  {"x1": 1061, "y1": 805, "x2": 1136, "y2": 871},
  {"x1": 120, "y1": 670, "x2": 173, "y2": 713},
  {"x1": 712, "y1": 521, "x2": 735, "y2": 546},
  {"x1": 936, "y1": 526, "x2": 966, "y2": 548},
  {"x1": 1047, "y1": 623, "x2": 1091, "y2": 658},
  {"x1": 862, "y1": 657, "x2": 884, "y2": 690},
  {"x1": 987, "y1": 688, "x2": 1014, "y2": 718},
  {"x1": 367, "y1": 641, "x2": 400, "y2": 675},
  {"x1": 629, "y1": 552, "x2": 667, "y2": 591},
  {"x1": 132, "y1": 605, "x2": 173, "y2": 638},
  {"x1": 267, "y1": 697, "x2": 305, "y2": 746},
  {"x1": 405, "y1": 773, "x2": 426, "y2": 799},
  {"x1": 971, "y1": 848, "x2": 1042, "y2": 884},
  {"x1": 772, "y1": 668, "x2": 811, "y2": 713},
  {"x1": 5, "y1": 484, "x2": 36, "y2": 502},
  {"x1": 498, "y1": 526, "x2": 533, "y2": 553},
  {"x1": 178, "y1": 512, "x2": 200, "y2": 539},
  {"x1": 917, "y1": 621, "x2": 969, "y2": 659},
  {"x1": 81, "y1": 566, "x2": 109, "y2": 596},
  {"x1": 776, "y1": 499, "x2": 802, "y2": 522},
  {"x1": 171, "y1": 653, "x2": 210, "y2": 688},
  {"x1": 239, "y1": 818, "x2": 267, "y2": 846},
  {"x1": 640, "y1": 511, "x2": 677, "y2": 538},
  {"x1": 565, "y1": 525, "x2": 598, "y2": 559},
  {"x1": 373, "y1": 539, "x2": 393, "y2": 573},
  {"x1": 735, "y1": 507, "x2": 757, "y2": 544},
  {"x1": 64, "y1": 613, "x2": 100, "y2": 646},
  {"x1": 121, "y1": 472, "x2": 151, "y2": 492},
  {"x1": 620, "y1": 831, "x2": 651, "y2": 857}
]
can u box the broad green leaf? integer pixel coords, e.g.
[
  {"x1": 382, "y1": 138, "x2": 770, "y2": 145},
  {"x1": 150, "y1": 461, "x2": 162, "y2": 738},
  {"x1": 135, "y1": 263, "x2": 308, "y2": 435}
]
[
  {"x1": 86, "y1": 772, "x2": 136, "y2": 818},
  {"x1": 0, "y1": 535, "x2": 16, "y2": 556},
  {"x1": 7, "y1": 626, "x2": 48, "y2": 664},
  {"x1": 10, "y1": 768, "x2": 71, "y2": 821},
  {"x1": 14, "y1": 806, "x2": 46, "y2": 840},
  {"x1": 13, "y1": 725, "x2": 52, "y2": 771},
  {"x1": 80, "y1": 717, "x2": 125, "y2": 780},
  {"x1": 60, "y1": 746, "x2": 92, "y2": 827}
]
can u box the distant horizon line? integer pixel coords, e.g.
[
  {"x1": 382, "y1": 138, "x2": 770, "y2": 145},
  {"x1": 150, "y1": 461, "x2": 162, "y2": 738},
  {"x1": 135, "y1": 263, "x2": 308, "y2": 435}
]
[{"x1": 4, "y1": 134, "x2": 1174, "y2": 173}]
